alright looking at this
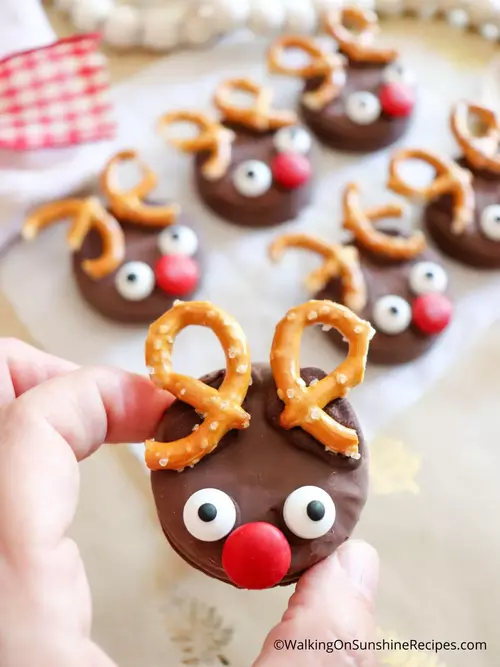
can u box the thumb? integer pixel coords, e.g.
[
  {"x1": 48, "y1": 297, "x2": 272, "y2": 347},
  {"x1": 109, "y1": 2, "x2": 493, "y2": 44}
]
[{"x1": 253, "y1": 540, "x2": 379, "y2": 667}]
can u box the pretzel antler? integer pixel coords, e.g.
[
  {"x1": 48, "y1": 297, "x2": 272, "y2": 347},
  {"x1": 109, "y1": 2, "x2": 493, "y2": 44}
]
[
  {"x1": 388, "y1": 149, "x2": 475, "y2": 235},
  {"x1": 22, "y1": 198, "x2": 125, "y2": 279},
  {"x1": 324, "y1": 7, "x2": 398, "y2": 64},
  {"x1": 214, "y1": 78, "x2": 296, "y2": 132},
  {"x1": 268, "y1": 36, "x2": 346, "y2": 111},
  {"x1": 269, "y1": 233, "x2": 367, "y2": 312},
  {"x1": 343, "y1": 183, "x2": 426, "y2": 260},
  {"x1": 271, "y1": 301, "x2": 374, "y2": 459},
  {"x1": 144, "y1": 301, "x2": 252, "y2": 471},
  {"x1": 451, "y1": 101, "x2": 500, "y2": 175},
  {"x1": 158, "y1": 111, "x2": 235, "y2": 181},
  {"x1": 102, "y1": 150, "x2": 180, "y2": 227}
]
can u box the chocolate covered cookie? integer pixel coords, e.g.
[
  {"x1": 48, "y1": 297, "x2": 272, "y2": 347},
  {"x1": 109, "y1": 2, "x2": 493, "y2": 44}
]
[
  {"x1": 145, "y1": 300, "x2": 374, "y2": 589},
  {"x1": 158, "y1": 78, "x2": 314, "y2": 227},
  {"x1": 389, "y1": 103, "x2": 500, "y2": 269},
  {"x1": 22, "y1": 151, "x2": 202, "y2": 323},
  {"x1": 268, "y1": 7, "x2": 416, "y2": 154},
  {"x1": 271, "y1": 178, "x2": 453, "y2": 366}
]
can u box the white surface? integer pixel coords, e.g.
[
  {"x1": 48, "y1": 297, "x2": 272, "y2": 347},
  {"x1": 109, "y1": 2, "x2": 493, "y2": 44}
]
[{"x1": 2, "y1": 33, "x2": 500, "y2": 462}]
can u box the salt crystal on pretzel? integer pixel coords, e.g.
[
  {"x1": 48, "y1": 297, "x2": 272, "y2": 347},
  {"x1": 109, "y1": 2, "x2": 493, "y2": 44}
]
[
  {"x1": 268, "y1": 36, "x2": 347, "y2": 111},
  {"x1": 343, "y1": 183, "x2": 426, "y2": 260},
  {"x1": 144, "y1": 301, "x2": 252, "y2": 471},
  {"x1": 388, "y1": 148, "x2": 475, "y2": 235},
  {"x1": 213, "y1": 78, "x2": 297, "y2": 132},
  {"x1": 271, "y1": 300, "x2": 375, "y2": 458},
  {"x1": 324, "y1": 6, "x2": 398, "y2": 65},
  {"x1": 22, "y1": 197, "x2": 125, "y2": 280},
  {"x1": 269, "y1": 233, "x2": 367, "y2": 312},
  {"x1": 158, "y1": 111, "x2": 235, "y2": 181},
  {"x1": 102, "y1": 150, "x2": 180, "y2": 227},
  {"x1": 451, "y1": 101, "x2": 500, "y2": 176}
]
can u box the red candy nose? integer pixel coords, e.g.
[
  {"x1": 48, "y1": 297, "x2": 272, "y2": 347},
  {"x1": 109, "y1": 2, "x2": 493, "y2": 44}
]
[
  {"x1": 222, "y1": 522, "x2": 291, "y2": 589},
  {"x1": 271, "y1": 153, "x2": 312, "y2": 189},
  {"x1": 379, "y1": 82, "x2": 415, "y2": 118},
  {"x1": 413, "y1": 293, "x2": 453, "y2": 335},
  {"x1": 155, "y1": 255, "x2": 199, "y2": 296}
]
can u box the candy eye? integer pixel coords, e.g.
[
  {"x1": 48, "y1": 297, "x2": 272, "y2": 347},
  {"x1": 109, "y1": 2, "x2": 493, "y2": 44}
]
[
  {"x1": 233, "y1": 160, "x2": 272, "y2": 198},
  {"x1": 183, "y1": 488, "x2": 237, "y2": 542},
  {"x1": 115, "y1": 261, "x2": 155, "y2": 301},
  {"x1": 480, "y1": 205, "x2": 500, "y2": 241},
  {"x1": 157, "y1": 225, "x2": 198, "y2": 257},
  {"x1": 283, "y1": 486, "x2": 336, "y2": 540},
  {"x1": 273, "y1": 126, "x2": 312, "y2": 155},
  {"x1": 382, "y1": 61, "x2": 415, "y2": 86},
  {"x1": 345, "y1": 91, "x2": 381, "y2": 125},
  {"x1": 373, "y1": 295, "x2": 412, "y2": 335},
  {"x1": 409, "y1": 261, "x2": 448, "y2": 295}
]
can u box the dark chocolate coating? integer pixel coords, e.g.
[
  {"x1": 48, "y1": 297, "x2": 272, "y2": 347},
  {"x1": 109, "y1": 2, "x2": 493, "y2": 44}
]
[
  {"x1": 151, "y1": 364, "x2": 368, "y2": 588},
  {"x1": 301, "y1": 62, "x2": 412, "y2": 153},
  {"x1": 194, "y1": 123, "x2": 313, "y2": 227},
  {"x1": 317, "y1": 238, "x2": 449, "y2": 365},
  {"x1": 425, "y1": 158, "x2": 500, "y2": 269},
  {"x1": 73, "y1": 210, "x2": 202, "y2": 324}
]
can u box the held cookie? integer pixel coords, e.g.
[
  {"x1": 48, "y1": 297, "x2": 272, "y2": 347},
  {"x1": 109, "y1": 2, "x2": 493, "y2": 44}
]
[
  {"x1": 389, "y1": 104, "x2": 500, "y2": 269},
  {"x1": 158, "y1": 78, "x2": 314, "y2": 228},
  {"x1": 268, "y1": 7, "x2": 416, "y2": 154},
  {"x1": 270, "y1": 178, "x2": 453, "y2": 366},
  {"x1": 145, "y1": 300, "x2": 374, "y2": 589},
  {"x1": 22, "y1": 151, "x2": 202, "y2": 324}
]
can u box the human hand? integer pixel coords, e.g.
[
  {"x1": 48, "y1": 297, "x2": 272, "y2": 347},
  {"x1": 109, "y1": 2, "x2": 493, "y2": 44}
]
[{"x1": 0, "y1": 338, "x2": 378, "y2": 667}]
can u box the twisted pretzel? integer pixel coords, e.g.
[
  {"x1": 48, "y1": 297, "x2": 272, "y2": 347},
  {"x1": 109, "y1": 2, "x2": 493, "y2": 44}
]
[
  {"x1": 388, "y1": 149, "x2": 475, "y2": 235},
  {"x1": 451, "y1": 101, "x2": 500, "y2": 175},
  {"x1": 343, "y1": 183, "x2": 426, "y2": 260},
  {"x1": 22, "y1": 197, "x2": 125, "y2": 280},
  {"x1": 144, "y1": 301, "x2": 252, "y2": 471},
  {"x1": 268, "y1": 36, "x2": 347, "y2": 111},
  {"x1": 271, "y1": 301, "x2": 374, "y2": 459},
  {"x1": 214, "y1": 78, "x2": 297, "y2": 132},
  {"x1": 269, "y1": 233, "x2": 367, "y2": 312},
  {"x1": 102, "y1": 150, "x2": 179, "y2": 227},
  {"x1": 158, "y1": 111, "x2": 235, "y2": 181},
  {"x1": 324, "y1": 6, "x2": 398, "y2": 64}
]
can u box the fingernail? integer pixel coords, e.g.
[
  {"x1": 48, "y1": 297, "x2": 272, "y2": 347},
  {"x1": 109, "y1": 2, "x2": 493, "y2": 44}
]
[{"x1": 336, "y1": 539, "x2": 379, "y2": 601}]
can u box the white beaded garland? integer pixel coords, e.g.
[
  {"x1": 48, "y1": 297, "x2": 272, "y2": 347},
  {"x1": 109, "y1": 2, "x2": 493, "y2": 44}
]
[
  {"x1": 70, "y1": 0, "x2": 113, "y2": 33},
  {"x1": 480, "y1": 22, "x2": 500, "y2": 40},
  {"x1": 248, "y1": 0, "x2": 286, "y2": 35},
  {"x1": 103, "y1": 5, "x2": 142, "y2": 49},
  {"x1": 446, "y1": 7, "x2": 470, "y2": 29},
  {"x1": 183, "y1": 1, "x2": 221, "y2": 46},
  {"x1": 376, "y1": 0, "x2": 405, "y2": 16},
  {"x1": 142, "y1": 6, "x2": 186, "y2": 51},
  {"x1": 283, "y1": 0, "x2": 318, "y2": 34}
]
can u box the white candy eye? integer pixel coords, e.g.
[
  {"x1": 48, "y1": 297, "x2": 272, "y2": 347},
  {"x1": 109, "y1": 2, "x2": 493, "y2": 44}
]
[
  {"x1": 183, "y1": 488, "x2": 237, "y2": 542},
  {"x1": 232, "y1": 160, "x2": 272, "y2": 198},
  {"x1": 157, "y1": 225, "x2": 198, "y2": 257},
  {"x1": 273, "y1": 126, "x2": 312, "y2": 155},
  {"x1": 382, "y1": 62, "x2": 415, "y2": 86},
  {"x1": 345, "y1": 91, "x2": 381, "y2": 125},
  {"x1": 409, "y1": 261, "x2": 448, "y2": 295},
  {"x1": 373, "y1": 295, "x2": 412, "y2": 335},
  {"x1": 283, "y1": 486, "x2": 336, "y2": 540},
  {"x1": 480, "y1": 205, "x2": 500, "y2": 241},
  {"x1": 115, "y1": 261, "x2": 155, "y2": 301}
]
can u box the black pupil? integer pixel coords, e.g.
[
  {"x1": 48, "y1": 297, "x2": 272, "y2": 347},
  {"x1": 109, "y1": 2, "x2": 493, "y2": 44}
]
[
  {"x1": 198, "y1": 503, "x2": 217, "y2": 522},
  {"x1": 126, "y1": 273, "x2": 137, "y2": 282},
  {"x1": 247, "y1": 169, "x2": 255, "y2": 178},
  {"x1": 171, "y1": 232, "x2": 180, "y2": 240},
  {"x1": 390, "y1": 306, "x2": 399, "y2": 315},
  {"x1": 307, "y1": 500, "x2": 326, "y2": 522},
  {"x1": 425, "y1": 271, "x2": 434, "y2": 279}
]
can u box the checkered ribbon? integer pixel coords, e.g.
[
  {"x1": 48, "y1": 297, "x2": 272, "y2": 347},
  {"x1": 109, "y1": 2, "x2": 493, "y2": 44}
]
[{"x1": 0, "y1": 33, "x2": 115, "y2": 150}]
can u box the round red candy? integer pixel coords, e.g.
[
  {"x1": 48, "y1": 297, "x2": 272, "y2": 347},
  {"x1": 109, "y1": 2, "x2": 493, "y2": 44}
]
[
  {"x1": 379, "y1": 82, "x2": 415, "y2": 118},
  {"x1": 155, "y1": 255, "x2": 199, "y2": 296},
  {"x1": 222, "y1": 522, "x2": 291, "y2": 590},
  {"x1": 271, "y1": 153, "x2": 312, "y2": 190},
  {"x1": 412, "y1": 293, "x2": 453, "y2": 335}
]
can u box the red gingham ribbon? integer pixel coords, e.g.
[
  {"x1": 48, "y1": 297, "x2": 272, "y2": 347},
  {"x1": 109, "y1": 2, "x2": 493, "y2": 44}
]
[{"x1": 0, "y1": 33, "x2": 116, "y2": 150}]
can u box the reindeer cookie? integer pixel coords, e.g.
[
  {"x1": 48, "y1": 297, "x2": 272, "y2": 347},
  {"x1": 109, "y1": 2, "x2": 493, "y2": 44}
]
[
  {"x1": 268, "y1": 7, "x2": 416, "y2": 154},
  {"x1": 270, "y1": 177, "x2": 453, "y2": 366},
  {"x1": 389, "y1": 104, "x2": 500, "y2": 269},
  {"x1": 158, "y1": 78, "x2": 314, "y2": 228},
  {"x1": 145, "y1": 300, "x2": 373, "y2": 589},
  {"x1": 22, "y1": 151, "x2": 202, "y2": 323}
]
